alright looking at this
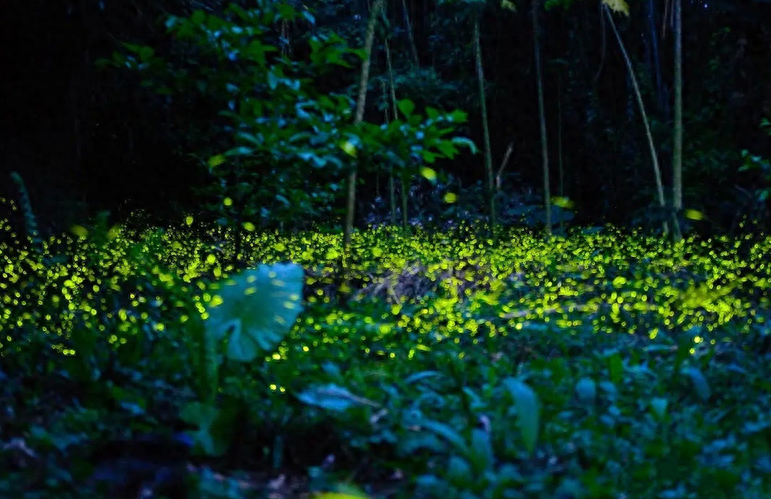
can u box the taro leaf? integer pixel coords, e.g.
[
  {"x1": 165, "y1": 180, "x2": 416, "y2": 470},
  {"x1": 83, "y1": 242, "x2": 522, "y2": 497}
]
[
  {"x1": 681, "y1": 367, "x2": 711, "y2": 401},
  {"x1": 179, "y1": 402, "x2": 223, "y2": 456},
  {"x1": 298, "y1": 383, "x2": 378, "y2": 412},
  {"x1": 206, "y1": 263, "x2": 304, "y2": 363},
  {"x1": 503, "y1": 378, "x2": 540, "y2": 455}
]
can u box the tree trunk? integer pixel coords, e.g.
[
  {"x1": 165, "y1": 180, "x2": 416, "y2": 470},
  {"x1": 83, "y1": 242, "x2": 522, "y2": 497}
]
[
  {"x1": 605, "y1": 5, "x2": 673, "y2": 236},
  {"x1": 384, "y1": 38, "x2": 407, "y2": 230},
  {"x1": 474, "y1": 14, "x2": 497, "y2": 231},
  {"x1": 401, "y1": 0, "x2": 420, "y2": 66},
  {"x1": 647, "y1": 0, "x2": 666, "y2": 115},
  {"x1": 343, "y1": 0, "x2": 385, "y2": 256},
  {"x1": 672, "y1": 0, "x2": 684, "y2": 241},
  {"x1": 533, "y1": 0, "x2": 551, "y2": 236}
]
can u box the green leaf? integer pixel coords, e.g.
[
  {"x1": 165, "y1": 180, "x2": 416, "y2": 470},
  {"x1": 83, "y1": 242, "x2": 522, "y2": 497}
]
[
  {"x1": 180, "y1": 402, "x2": 225, "y2": 456},
  {"x1": 297, "y1": 383, "x2": 378, "y2": 411},
  {"x1": 469, "y1": 429, "x2": 494, "y2": 472},
  {"x1": 426, "y1": 107, "x2": 440, "y2": 120},
  {"x1": 451, "y1": 136, "x2": 478, "y2": 154},
  {"x1": 681, "y1": 367, "x2": 711, "y2": 401},
  {"x1": 607, "y1": 352, "x2": 623, "y2": 385},
  {"x1": 420, "y1": 420, "x2": 468, "y2": 452},
  {"x1": 650, "y1": 397, "x2": 668, "y2": 421},
  {"x1": 206, "y1": 263, "x2": 304, "y2": 362},
  {"x1": 446, "y1": 456, "x2": 472, "y2": 486},
  {"x1": 397, "y1": 99, "x2": 415, "y2": 117},
  {"x1": 404, "y1": 371, "x2": 441, "y2": 384},
  {"x1": 208, "y1": 154, "x2": 226, "y2": 167},
  {"x1": 575, "y1": 378, "x2": 597, "y2": 405},
  {"x1": 503, "y1": 378, "x2": 540, "y2": 455}
]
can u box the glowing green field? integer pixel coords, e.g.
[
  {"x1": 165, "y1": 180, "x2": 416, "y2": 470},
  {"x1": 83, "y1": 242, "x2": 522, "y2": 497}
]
[{"x1": 2, "y1": 210, "x2": 771, "y2": 498}]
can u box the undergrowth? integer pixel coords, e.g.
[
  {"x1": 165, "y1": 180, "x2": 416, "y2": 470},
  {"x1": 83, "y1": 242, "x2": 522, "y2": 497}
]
[{"x1": 1, "y1": 197, "x2": 770, "y2": 499}]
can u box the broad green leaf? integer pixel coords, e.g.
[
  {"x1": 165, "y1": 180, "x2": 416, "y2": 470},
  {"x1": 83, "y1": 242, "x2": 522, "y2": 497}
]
[
  {"x1": 436, "y1": 141, "x2": 458, "y2": 158},
  {"x1": 503, "y1": 378, "x2": 540, "y2": 455},
  {"x1": 206, "y1": 263, "x2": 304, "y2": 362},
  {"x1": 681, "y1": 367, "x2": 711, "y2": 401},
  {"x1": 297, "y1": 383, "x2": 378, "y2": 411},
  {"x1": 469, "y1": 429, "x2": 494, "y2": 472},
  {"x1": 398, "y1": 99, "x2": 415, "y2": 117},
  {"x1": 420, "y1": 420, "x2": 468, "y2": 451},
  {"x1": 607, "y1": 352, "x2": 623, "y2": 384},
  {"x1": 426, "y1": 107, "x2": 440, "y2": 120},
  {"x1": 208, "y1": 154, "x2": 226, "y2": 167},
  {"x1": 180, "y1": 402, "x2": 223, "y2": 456}
]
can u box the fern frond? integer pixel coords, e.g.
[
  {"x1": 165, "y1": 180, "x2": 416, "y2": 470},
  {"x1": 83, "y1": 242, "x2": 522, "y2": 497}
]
[{"x1": 10, "y1": 172, "x2": 43, "y2": 251}]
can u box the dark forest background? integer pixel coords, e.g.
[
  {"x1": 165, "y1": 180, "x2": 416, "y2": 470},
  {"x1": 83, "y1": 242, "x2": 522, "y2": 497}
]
[{"x1": 2, "y1": 0, "x2": 770, "y2": 233}]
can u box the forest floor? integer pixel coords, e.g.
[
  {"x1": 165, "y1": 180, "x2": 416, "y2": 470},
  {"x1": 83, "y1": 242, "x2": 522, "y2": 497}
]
[{"x1": 1, "y1": 214, "x2": 770, "y2": 499}]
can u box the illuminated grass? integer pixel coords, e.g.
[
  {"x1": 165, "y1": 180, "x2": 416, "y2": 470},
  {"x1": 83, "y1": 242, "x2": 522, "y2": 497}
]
[{"x1": 2, "y1": 198, "x2": 770, "y2": 498}]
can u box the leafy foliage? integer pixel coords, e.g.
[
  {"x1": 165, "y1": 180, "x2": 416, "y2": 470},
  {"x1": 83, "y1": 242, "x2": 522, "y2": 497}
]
[
  {"x1": 2, "y1": 208, "x2": 771, "y2": 497},
  {"x1": 102, "y1": 3, "x2": 474, "y2": 234}
]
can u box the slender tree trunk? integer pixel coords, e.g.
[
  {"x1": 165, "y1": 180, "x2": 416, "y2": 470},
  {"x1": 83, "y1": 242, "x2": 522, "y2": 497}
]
[
  {"x1": 401, "y1": 175, "x2": 409, "y2": 230},
  {"x1": 557, "y1": 72, "x2": 564, "y2": 199},
  {"x1": 384, "y1": 38, "x2": 407, "y2": 229},
  {"x1": 533, "y1": 0, "x2": 551, "y2": 236},
  {"x1": 473, "y1": 14, "x2": 496, "y2": 231},
  {"x1": 647, "y1": 0, "x2": 665, "y2": 114},
  {"x1": 672, "y1": 0, "x2": 683, "y2": 241},
  {"x1": 557, "y1": 72, "x2": 565, "y2": 232},
  {"x1": 380, "y1": 79, "x2": 397, "y2": 225},
  {"x1": 401, "y1": 0, "x2": 420, "y2": 66},
  {"x1": 343, "y1": 0, "x2": 385, "y2": 256},
  {"x1": 605, "y1": 5, "x2": 674, "y2": 236}
]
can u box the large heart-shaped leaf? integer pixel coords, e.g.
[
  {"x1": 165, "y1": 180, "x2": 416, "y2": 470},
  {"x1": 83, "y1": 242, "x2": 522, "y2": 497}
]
[{"x1": 206, "y1": 263, "x2": 304, "y2": 362}]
